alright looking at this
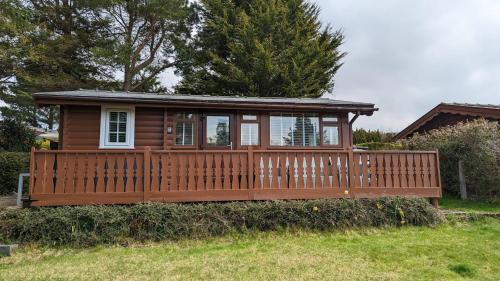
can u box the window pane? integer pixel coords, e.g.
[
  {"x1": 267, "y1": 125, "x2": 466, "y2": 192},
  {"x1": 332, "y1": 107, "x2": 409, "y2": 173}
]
[
  {"x1": 176, "y1": 112, "x2": 193, "y2": 120},
  {"x1": 119, "y1": 112, "x2": 127, "y2": 122},
  {"x1": 206, "y1": 116, "x2": 230, "y2": 146},
  {"x1": 323, "y1": 115, "x2": 338, "y2": 122},
  {"x1": 241, "y1": 123, "x2": 258, "y2": 146},
  {"x1": 109, "y1": 133, "x2": 117, "y2": 142},
  {"x1": 303, "y1": 115, "x2": 320, "y2": 146},
  {"x1": 118, "y1": 122, "x2": 127, "y2": 133},
  {"x1": 118, "y1": 133, "x2": 126, "y2": 143},
  {"x1": 109, "y1": 112, "x2": 118, "y2": 122},
  {"x1": 175, "y1": 122, "x2": 194, "y2": 146},
  {"x1": 109, "y1": 122, "x2": 117, "y2": 132},
  {"x1": 323, "y1": 126, "x2": 339, "y2": 145},
  {"x1": 107, "y1": 111, "x2": 128, "y2": 144},
  {"x1": 242, "y1": 115, "x2": 257, "y2": 121},
  {"x1": 270, "y1": 114, "x2": 319, "y2": 146}
]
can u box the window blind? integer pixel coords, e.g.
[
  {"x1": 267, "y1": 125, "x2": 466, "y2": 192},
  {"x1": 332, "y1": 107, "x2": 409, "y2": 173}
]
[
  {"x1": 241, "y1": 123, "x2": 259, "y2": 145},
  {"x1": 108, "y1": 111, "x2": 128, "y2": 143},
  {"x1": 175, "y1": 122, "x2": 194, "y2": 146},
  {"x1": 270, "y1": 114, "x2": 319, "y2": 146}
]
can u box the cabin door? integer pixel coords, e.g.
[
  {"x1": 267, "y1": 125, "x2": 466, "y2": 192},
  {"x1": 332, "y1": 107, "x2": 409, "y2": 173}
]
[{"x1": 201, "y1": 113, "x2": 235, "y2": 150}]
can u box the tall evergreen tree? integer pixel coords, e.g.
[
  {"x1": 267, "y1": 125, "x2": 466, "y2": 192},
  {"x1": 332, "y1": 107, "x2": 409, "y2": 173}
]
[
  {"x1": 0, "y1": 0, "x2": 114, "y2": 128},
  {"x1": 177, "y1": 0, "x2": 345, "y2": 98}
]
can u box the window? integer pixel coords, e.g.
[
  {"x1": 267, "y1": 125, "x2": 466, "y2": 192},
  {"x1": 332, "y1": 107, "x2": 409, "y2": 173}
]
[
  {"x1": 322, "y1": 115, "x2": 338, "y2": 122},
  {"x1": 322, "y1": 115, "x2": 340, "y2": 146},
  {"x1": 241, "y1": 114, "x2": 259, "y2": 146},
  {"x1": 206, "y1": 115, "x2": 230, "y2": 146},
  {"x1": 242, "y1": 115, "x2": 257, "y2": 121},
  {"x1": 99, "y1": 106, "x2": 135, "y2": 149},
  {"x1": 175, "y1": 113, "x2": 195, "y2": 146},
  {"x1": 270, "y1": 113, "x2": 320, "y2": 146},
  {"x1": 323, "y1": 126, "x2": 339, "y2": 145}
]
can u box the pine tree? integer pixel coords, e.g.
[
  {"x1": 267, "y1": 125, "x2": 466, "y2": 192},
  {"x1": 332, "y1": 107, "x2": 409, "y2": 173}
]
[
  {"x1": 176, "y1": 0, "x2": 345, "y2": 98},
  {"x1": 91, "y1": 0, "x2": 198, "y2": 92},
  {"x1": 0, "y1": 0, "x2": 114, "y2": 128}
]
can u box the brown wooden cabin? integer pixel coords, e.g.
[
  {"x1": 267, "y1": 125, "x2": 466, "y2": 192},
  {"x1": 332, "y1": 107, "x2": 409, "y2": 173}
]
[
  {"x1": 29, "y1": 90, "x2": 442, "y2": 206},
  {"x1": 395, "y1": 103, "x2": 500, "y2": 139}
]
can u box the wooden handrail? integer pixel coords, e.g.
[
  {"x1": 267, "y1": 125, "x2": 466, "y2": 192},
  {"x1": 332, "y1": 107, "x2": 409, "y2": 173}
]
[{"x1": 28, "y1": 148, "x2": 441, "y2": 206}]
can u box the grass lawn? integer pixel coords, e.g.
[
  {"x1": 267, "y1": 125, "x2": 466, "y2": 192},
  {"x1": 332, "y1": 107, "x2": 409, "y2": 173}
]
[
  {"x1": 440, "y1": 198, "x2": 500, "y2": 212},
  {"x1": 1, "y1": 219, "x2": 499, "y2": 281}
]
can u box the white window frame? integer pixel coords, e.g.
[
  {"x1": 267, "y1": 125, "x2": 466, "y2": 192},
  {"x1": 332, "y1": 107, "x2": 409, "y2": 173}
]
[{"x1": 99, "y1": 105, "x2": 135, "y2": 149}]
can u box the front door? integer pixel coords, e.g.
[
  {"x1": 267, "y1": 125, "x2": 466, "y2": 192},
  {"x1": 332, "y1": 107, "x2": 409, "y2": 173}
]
[{"x1": 202, "y1": 114, "x2": 234, "y2": 149}]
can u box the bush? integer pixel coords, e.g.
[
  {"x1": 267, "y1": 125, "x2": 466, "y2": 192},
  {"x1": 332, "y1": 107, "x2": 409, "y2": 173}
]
[
  {"x1": 356, "y1": 141, "x2": 403, "y2": 150},
  {"x1": 0, "y1": 198, "x2": 441, "y2": 247},
  {"x1": 0, "y1": 152, "x2": 30, "y2": 195},
  {"x1": 0, "y1": 119, "x2": 38, "y2": 152},
  {"x1": 403, "y1": 119, "x2": 500, "y2": 200}
]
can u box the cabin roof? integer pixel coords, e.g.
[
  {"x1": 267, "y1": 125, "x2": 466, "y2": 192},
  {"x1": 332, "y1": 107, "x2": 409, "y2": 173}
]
[
  {"x1": 395, "y1": 102, "x2": 500, "y2": 139},
  {"x1": 33, "y1": 90, "x2": 378, "y2": 115}
]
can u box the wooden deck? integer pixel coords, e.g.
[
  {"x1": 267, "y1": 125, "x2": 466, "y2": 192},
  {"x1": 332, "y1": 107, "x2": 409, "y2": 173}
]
[{"x1": 28, "y1": 148, "x2": 442, "y2": 206}]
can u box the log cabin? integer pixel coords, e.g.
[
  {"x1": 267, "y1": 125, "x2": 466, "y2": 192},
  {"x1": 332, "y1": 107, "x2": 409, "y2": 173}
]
[{"x1": 28, "y1": 90, "x2": 442, "y2": 206}]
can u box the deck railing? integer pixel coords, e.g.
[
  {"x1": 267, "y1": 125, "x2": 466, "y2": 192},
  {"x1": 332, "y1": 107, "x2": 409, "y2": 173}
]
[{"x1": 29, "y1": 148, "x2": 441, "y2": 206}]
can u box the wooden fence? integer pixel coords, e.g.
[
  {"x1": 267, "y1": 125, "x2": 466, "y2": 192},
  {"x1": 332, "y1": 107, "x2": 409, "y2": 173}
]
[{"x1": 28, "y1": 148, "x2": 441, "y2": 206}]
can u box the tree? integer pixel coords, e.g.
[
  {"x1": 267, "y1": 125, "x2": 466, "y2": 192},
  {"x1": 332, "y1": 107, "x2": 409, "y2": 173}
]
[
  {"x1": 0, "y1": 118, "x2": 38, "y2": 152},
  {"x1": 91, "y1": 0, "x2": 198, "y2": 92},
  {"x1": 0, "y1": 0, "x2": 114, "y2": 128},
  {"x1": 176, "y1": 0, "x2": 345, "y2": 98}
]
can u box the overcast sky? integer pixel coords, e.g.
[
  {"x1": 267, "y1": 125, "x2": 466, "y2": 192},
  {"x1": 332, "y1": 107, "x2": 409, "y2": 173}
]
[
  {"x1": 165, "y1": 0, "x2": 500, "y2": 132},
  {"x1": 314, "y1": 0, "x2": 500, "y2": 131}
]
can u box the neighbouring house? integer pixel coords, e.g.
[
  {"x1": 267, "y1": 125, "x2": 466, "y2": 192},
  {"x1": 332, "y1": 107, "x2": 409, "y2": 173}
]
[
  {"x1": 395, "y1": 103, "x2": 500, "y2": 139},
  {"x1": 28, "y1": 90, "x2": 442, "y2": 206}
]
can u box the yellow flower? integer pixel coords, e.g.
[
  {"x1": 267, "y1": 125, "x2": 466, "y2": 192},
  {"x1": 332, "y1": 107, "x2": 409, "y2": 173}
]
[{"x1": 312, "y1": 206, "x2": 319, "y2": 212}]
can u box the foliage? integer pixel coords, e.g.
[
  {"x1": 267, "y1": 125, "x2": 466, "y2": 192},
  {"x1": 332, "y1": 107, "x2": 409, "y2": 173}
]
[
  {"x1": 0, "y1": 152, "x2": 30, "y2": 195},
  {"x1": 353, "y1": 128, "x2": 396, "y2": 144},
  {"x1": 91, "y1": 0, "x2": 198, "y2": 92},
  {"x1": 177, "y1": 0, "x2": 345, "y2": 97},
  {"x1": 403, "y1": 119, "x2": 500, "y2": 199},
  {"x1": 0, "y1": 0, "x2": 114, "y2": 128},
  {"x1": 355, "y1": 141, "x2": 403, "y2": 151},
  {"x1": 0, "y1": 119, "x2": 38, "y2": 152},
  {"x1": 0, "y1": 198, "x2": 440, "y2": 246}
]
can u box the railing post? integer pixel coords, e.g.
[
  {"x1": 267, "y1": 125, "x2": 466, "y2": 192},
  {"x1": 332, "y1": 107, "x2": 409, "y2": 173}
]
[
  {"x1": 143, "y1": 146, "x2": 151, "y2": 202},
  {"x1": 347, "y1": 149, "x2": 355, "y2": 198},
  {"x1": 29, "y1": 147, "x2": 36, "y2": 196},
  {"x1": 247, "y1": 147, "x2": 254, "y2": 200}
]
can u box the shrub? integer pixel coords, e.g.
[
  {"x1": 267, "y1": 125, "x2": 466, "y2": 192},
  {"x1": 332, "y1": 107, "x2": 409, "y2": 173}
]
[
  {"x1": 356, "y1": 141, "x2": 403, "y2": 150},
  {"x1": 0, "y1": 198, "x2": 441, "y2": 247},
  {"x1": 0, "y1": 119, "x2": 38, "y2": 152},
  {"x1": 403, "y1": 119, "x2": 499, "y2": 199},
  {"x1": 0, "y1": 152, "x2": 30, "y2": 195}
]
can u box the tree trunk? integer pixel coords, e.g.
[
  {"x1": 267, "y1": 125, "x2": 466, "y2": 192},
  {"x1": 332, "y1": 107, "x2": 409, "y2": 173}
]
[{"x1": 458, "y1": 160, "x2": 467, "y2": 200}]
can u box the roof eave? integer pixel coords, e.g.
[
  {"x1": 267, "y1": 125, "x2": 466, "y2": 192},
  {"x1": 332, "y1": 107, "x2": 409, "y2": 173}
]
[{"x1": 34, "y1": 93, "x2": 377, "y2": 114}]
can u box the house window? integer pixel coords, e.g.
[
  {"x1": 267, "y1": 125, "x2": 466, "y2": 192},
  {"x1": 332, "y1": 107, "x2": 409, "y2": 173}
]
[
  {"x1": 175, "y1": 113, "x2": 195, "y2": 146},
  {"x1": 322, "y1": 115, "x2": 340, "y2": 146},
  {"x1": 270, "y1": 113, "x2": 320, "y2": 146},
  {"x1": 99, "y1": 106, "x2": 135, "y2": 149},
  {"x1": 241, "y1": 114, "x2": 259, "y2": 146}
]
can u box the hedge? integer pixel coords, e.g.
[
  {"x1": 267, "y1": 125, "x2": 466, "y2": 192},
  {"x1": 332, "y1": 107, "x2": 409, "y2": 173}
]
[
  {"x1": 0, "y1": 152, "x2": 30, "y2": 195},
  {"x1": 0, "y1": 198, "x2": 441, "y2": 247},
  {"x1": 404, "y1": 119, "x2": 499, "y2": 200}
]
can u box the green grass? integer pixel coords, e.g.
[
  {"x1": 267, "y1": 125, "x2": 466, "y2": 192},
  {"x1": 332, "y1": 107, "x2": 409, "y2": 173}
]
[
  {"x1": 1, "y1": 219, "x2": 499, "y2": 281},
  {"x1": 440, "y1": 198, "x2": 500, "y2": 212}
]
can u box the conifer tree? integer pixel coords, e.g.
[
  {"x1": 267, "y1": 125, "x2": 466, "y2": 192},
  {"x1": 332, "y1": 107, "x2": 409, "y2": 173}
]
[{"x1": 177, "y1": 0, "x2": 345, "y2": 98}]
